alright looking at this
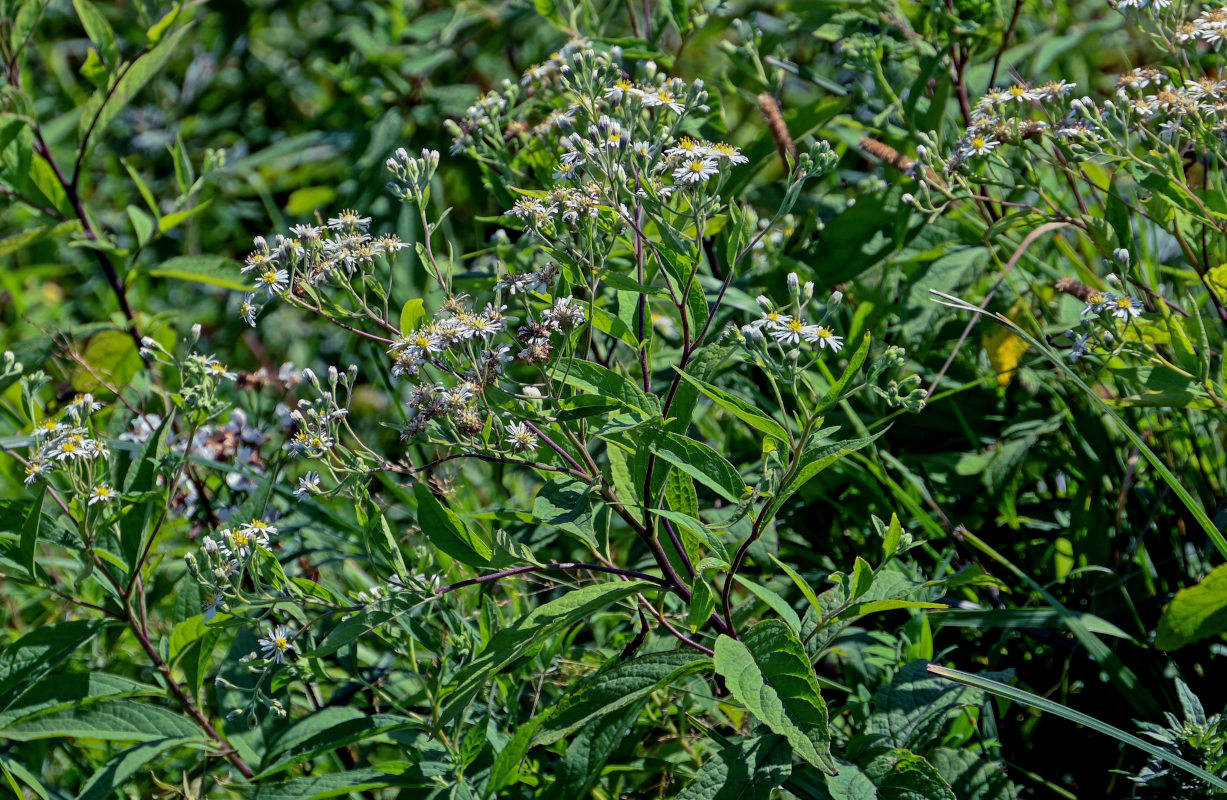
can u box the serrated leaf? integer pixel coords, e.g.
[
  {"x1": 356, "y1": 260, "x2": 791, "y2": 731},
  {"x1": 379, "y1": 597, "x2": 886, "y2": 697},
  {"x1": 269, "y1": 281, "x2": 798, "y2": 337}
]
[
  {"x1": 534, "y1": 650, "x2": 710, "y2": 745},
  {"x1": 532, "y1": 476, "x2": 599, "y2": 549},
  {"x1": 713, "y1": 620, "x2": 836, "y2": 773},
  {"x1": 866, "y1": 660, "x2": 1010, "y2": 750},
  {"x1": 1, "y1": 699, "x2": 200, "y2": 742},
  {"x1": 638, "y1": 429, "x2": 745, "y2": 503},
  {"x1": 859, "y1": 748, "x2": 956, "y2": 800},
  {"x1": 927, "y1": 748, "x2": 1013, "y2": 800},
  {"x1": 440, "y1": 580, "x2": 656, "y2": 727},
  {"x1": 677, "y1": 735, "x2": 792, "y2": 800},
  {"x1": 555, "y1": 698, "x2": 650, "y2": 797},
  {"x1": 1155, "y1": 563, "x2": 1227, "y2": 650}
]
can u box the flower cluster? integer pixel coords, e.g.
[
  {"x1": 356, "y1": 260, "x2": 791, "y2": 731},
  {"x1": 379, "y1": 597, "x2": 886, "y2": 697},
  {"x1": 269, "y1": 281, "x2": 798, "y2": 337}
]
[
  {"x1": 740, "y1": 273, "x2": 846, "y2": 358},
  {"x1": 22, "y1": 393, "x2": 112, "y2": 501},
  {"x1": 190, "y1": 517, "x2": 280, "y2": 620},
  {"x1": 238, "y1": 215, "x2": 408, "y2": 326}
]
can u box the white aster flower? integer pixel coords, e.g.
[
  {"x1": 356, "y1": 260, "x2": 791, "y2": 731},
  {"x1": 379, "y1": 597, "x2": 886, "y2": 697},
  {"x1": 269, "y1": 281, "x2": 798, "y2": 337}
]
[
  {"x1": 258, "y1": 624, "x2": 294, "y2": 664},
  {"x1": 507, "y1": 421, "x2": 538, "y2": 453},
  {"x1": 1110, "y1": 295, "x2": 1144, "y2": 320},
  {"x1": 807, "y1": 326, "x2": 845, "y2": 352},
  {"x1": 294, "y1": 472, "x2": 321, "y2": 500},
  {"x1": 88, "y1": 483, "x2": 116, "y2": 506},
  {"x1": 673, "y1": 158, "x2": 719, "y2": 184}
]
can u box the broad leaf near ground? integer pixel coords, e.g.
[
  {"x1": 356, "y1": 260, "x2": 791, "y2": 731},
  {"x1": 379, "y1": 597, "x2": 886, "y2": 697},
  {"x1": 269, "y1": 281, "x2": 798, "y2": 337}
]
[
  {"x1": 677, "y1": 734, "x2": 793, "y2": 800},
  {"x1": 713, "y1": 620, "x2": 836, "y2": 773}
]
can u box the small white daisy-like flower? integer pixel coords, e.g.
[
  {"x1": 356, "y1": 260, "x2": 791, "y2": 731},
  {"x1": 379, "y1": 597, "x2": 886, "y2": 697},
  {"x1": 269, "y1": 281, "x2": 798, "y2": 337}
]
[
  {"x1": 239, "y1": 297, "x2": 260, "y2": 326},
  {"x1": 327, "y1": 209, "x2": 371, "y2": 231},
  {"x1": 543, "y1": 296, "x2": 585, "y2": 329},
  {"x1": 207, "y1": 360, "x2": 237, "y2": 381},
  {"x1": 24, "y1": 459, "x2": 51, "y2": 487},
  {"x1": 506, "y1": 421, "x2": 538, "y2": 453},
  {"x1": 751, "y1": 308, "x2": 792, "y2": 330},
  {"x1": 673, "y1": 158, "x2": 719, "y2": 185},
  {"x1": 65, "y1": 393, "x2": 103, "y2": 419},
  {"x1": 1081, "y1": 291, "x2": 1114, "y2": 315},
  {"x1": 88, "y1": 483, "x2": 116, "y2": 506},
  {"x1": 807, "y1": 326, "x2": 845, "y2": 352},
  {"x1": 771, "y1": 318, "x2": 814, "y2": 346},
  {"x1": 964, "y1": 134, "x2": 998, "y2": 157},
  {"x1": 202, "y1": 592, "x2": 225, "y2": 622},
  {"x1": 255, "y1": 267, "x2": 289, "y2": 296},
  {"x1": 294, "y1": 472, "x2": 321, "y2": 500},
  {"x1": 1110, "y1": 296, "x2": 1144, "y2": 320},
  {"x1": 708, "y1": 142, "x2": 749, "y2": 164},
  {"x1": 258, "y1": 624, "x2": 294, "y2": 664},
  {"x1": 242, "y1": 518, "x2": 278, "y2": 539},
  {"x1": 50, "y1": 437, "x2": 84, "y2": 461}
]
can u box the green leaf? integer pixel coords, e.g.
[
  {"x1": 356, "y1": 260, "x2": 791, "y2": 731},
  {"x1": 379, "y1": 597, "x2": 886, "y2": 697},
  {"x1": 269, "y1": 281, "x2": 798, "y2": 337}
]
[
  {"x1": 867, "y1": 660, "x2": 1008, "y2": 751},
  {"x1": 257, "y1": 709, "x2": 417, "y2": 778},
  {"x1": 440, "y1": 580, "x2": 657, "y2": 727},
  {"x1": 927, "y1": 748, "x2": 1013, "y2": 800},
  {"x1": 817, "y1": 331, "x2": 872, "y2": 411},
  {"x1": 734, "y1": 576, "x2": 802, "y2": 633},
  {"x1": 563, "y1": 360, "x2": 659, "y2": 415},
  {"x1": 689, "y1": 577, "x2": 716, "y2": 632},
  {"x1": 1, "y1": 699, "x2": 201, "y2": 742},
  {"x1": 251, "y1": 768, "x2": 419, "y2": 800},
  {"x1": 142, "y1": 255, "x2": 246, "y2": 291},
  {"x1": 534, "y1": 650, "x2": 710, "y2": 745},
  {"x1": 73, "y1": 0, "x2": 119, "y2": 67},
  {"x1": 16, "y1": 483, "x2": 44, "y2": 578},
  {"x1": 639, "y1": 429, "x2": 745, "y2": 503},
  {"x1": 1155, "y1": 563, "x2": 1227, "y2": 650},
  {"x1": 677, "y1": 735, "x2": 792, "y2": 800},
  {"x1": 73, "y1": 328, "x2": 142, "y2": 392},
  {"x1": 713, "y1": 620, "x2": 836, "y2": 773},
  {"x1": 414, "y1": 482, "x2": 493, "y2": 566},
  {"x1": 0, "y1": 673, "x2": 160, "y2": 730},
  {"x1": 767, "y1": 431, "x2": 882, "y2": 521},
  {"x1": 313, "y1": 592, "x2": 416, "y2": 657},
  {"x1": 400, "y1": 298, "x2": 425, "y2": 334},
  {"x1": 0, "y1": 620, "x2": 108, "y2": 706},
  {"x1": 77, "y1": 737, "x2": 200, "y2": 800},
  {"x1": 119, "y1": 410, "x2": 174, "y2": 568},
  {"x1": 673, "y1": 368, "x2": 789, "y2": 444},
  {"x1": 127, "y1": 204, "x2": 154, "y2": 246},
  {"x1": 859, "y1": 748, "x2": 956, "y2": 800},
  {"x1": 77, "y1": 23, "x2": 192, "y2": 149},
  {"x1": 532, "y1": 476, "x2": 599, "y2": 550},
  {"x1": 555, "y1": 698, "x2": 650, "y2": 797}
]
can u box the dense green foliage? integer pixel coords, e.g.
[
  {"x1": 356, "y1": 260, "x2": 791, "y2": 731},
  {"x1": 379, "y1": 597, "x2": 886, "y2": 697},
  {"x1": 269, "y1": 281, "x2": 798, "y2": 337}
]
[{"x1": 2, "y1": 0, "x2": 1227, "y2": 797}]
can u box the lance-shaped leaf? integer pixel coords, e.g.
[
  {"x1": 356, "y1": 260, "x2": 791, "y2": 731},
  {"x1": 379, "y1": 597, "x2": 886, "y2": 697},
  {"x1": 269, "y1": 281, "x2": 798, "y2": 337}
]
[
  {"x1": 713, "y1": 620, "x2": 836, "y2": 773},
  {"x1": 673, "y1": 368, "x2": 790, "y2": 444},
  {"x1": 414, "y1": 482, "x2": 492, "y2": 566},
  {"x1": 439, "y1": 580, "x2": 656, "y2": 727},
  {"x1": 639, "y1": 429, "x2": 746, "y2": 503}
]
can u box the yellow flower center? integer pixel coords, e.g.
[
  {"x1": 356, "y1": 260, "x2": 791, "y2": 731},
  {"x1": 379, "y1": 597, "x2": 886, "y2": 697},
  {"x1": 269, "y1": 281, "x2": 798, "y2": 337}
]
[{"x1": 275, "y1": 637, "x2": 289, "y2": 651}]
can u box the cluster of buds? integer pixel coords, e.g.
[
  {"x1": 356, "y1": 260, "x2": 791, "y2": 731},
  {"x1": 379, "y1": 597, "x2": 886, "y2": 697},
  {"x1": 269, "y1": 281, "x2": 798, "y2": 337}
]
[{"x1": 386, "y1": 147, "x2": 440, "y2": 205}]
